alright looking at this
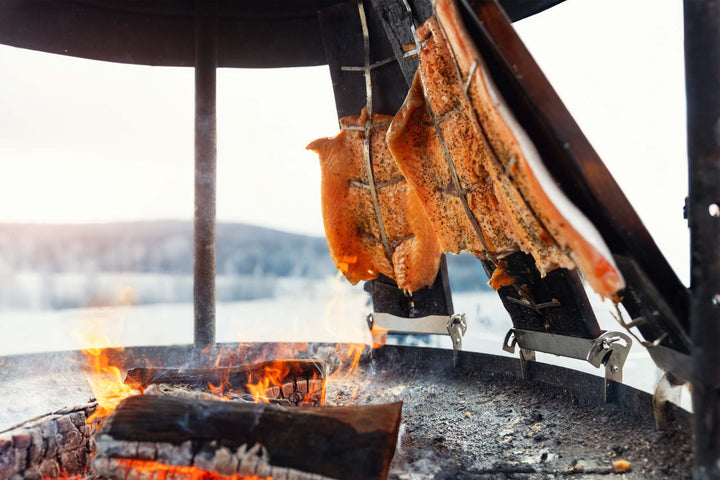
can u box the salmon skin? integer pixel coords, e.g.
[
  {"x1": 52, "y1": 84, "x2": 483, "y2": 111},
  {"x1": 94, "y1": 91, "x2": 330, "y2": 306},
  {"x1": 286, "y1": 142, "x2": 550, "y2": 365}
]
[
  {"x1": 307, "y1": 109, "x2": 442, "y2": 293},
  {"x1": 387, "y1": 1, "x2": 625, "y2": 298}
]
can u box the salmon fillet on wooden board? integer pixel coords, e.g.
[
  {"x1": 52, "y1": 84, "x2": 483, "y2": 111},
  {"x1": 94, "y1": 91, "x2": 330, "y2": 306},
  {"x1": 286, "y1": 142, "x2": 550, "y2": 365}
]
[
  {"x1": 307, "y1": 109, "x2": 442, "y2": 293},
  {"x1": 434, "y1": 0, "x2": 625, "y2": 298},
  {"x1": 387, "y1": 18, "x2": 570, "y2": 276},
  {"x1": 387, "y1": 4, "x2": 625, "y2": 298}
]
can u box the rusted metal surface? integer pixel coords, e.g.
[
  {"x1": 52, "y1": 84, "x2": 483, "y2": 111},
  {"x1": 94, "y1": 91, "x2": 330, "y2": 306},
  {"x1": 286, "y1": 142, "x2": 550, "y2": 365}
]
[
  {"x1": 684, "y1": 0, "x2": 720, "y2": 478},
  {"x1": 193, "y1": 4, "x2": 217, "y2": 351}
]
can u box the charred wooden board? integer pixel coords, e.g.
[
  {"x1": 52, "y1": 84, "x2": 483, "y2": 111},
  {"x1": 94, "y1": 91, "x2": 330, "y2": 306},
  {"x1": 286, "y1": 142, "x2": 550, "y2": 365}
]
[
  {"x1": 124, "y1": 359, "x2": 325, "y2": 390},
  {"x1": 92, "y1": 395, "x2": 402, "y2": 480},
  {"x1": 455, "y1": 0, "x2": 691, "y2": 353},
  {"x1": 364, "y1": 258, "x2": 455, "y2": 318},
  {"x1": 319, "y1": 0, "x2": 600, "y2": 338},
  {"x1": 483, "y1": 252, "x2": 601, "y2": 338}
]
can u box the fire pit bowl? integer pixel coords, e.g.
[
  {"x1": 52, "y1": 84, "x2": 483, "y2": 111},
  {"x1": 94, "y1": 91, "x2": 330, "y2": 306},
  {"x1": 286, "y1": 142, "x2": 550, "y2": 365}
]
[{"x1": 0, "y1": 343, "x2": 692, "y2": 480}]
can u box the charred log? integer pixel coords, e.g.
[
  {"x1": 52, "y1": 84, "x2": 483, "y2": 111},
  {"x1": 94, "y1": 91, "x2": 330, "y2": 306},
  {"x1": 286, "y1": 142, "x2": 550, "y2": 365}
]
[
  {"x1": 143, "y1": 378, "x2": 325, "y2": 407},
  {"x1": 93, "y1": 395, "x2": 402, "y2": 480},
  {"x1": 0, "y1": 402, "x2": 99, "y2": 480},
  {"x1": 124, "y1": 359, "x2": 325, "y2": 389},
  {"x1": 125, "y1": 359, "x2": 326, "y2": 407}
]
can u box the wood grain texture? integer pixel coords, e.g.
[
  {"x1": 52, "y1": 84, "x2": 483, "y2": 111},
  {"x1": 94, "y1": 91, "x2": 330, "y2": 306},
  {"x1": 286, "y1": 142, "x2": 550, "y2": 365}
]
[
  {"x1": 124, "y1": 359, "x2": 325, "y2": 390},
  {"x1": 96, "y1": 395, "x2": 402, "y2": 480}
]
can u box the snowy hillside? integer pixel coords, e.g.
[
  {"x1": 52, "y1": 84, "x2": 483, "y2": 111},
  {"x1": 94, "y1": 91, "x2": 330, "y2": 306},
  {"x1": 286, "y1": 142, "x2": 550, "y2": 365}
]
[{"x1": 0, "y1": 221, "x2": 489, "y2": 310}]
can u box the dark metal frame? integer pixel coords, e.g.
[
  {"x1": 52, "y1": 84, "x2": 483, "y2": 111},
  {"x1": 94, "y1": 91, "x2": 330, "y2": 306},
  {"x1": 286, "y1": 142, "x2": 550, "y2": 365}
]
[{"x1": 684, "y1": 0, "x2": 720, "y2": 477}]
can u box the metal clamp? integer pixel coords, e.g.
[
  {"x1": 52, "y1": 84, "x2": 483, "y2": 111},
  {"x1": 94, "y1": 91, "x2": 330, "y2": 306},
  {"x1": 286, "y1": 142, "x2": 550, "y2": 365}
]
[
  {"x1": 503, "y1": 329, "x2": 632, "y2": 402},
  {"x1": 368, "y1": 312, "x2": 467, "y2": 366}
]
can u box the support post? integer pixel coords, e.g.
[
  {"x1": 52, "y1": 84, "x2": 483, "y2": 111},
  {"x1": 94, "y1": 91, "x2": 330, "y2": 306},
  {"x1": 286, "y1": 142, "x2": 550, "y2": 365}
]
[
  {"x1": 685, "y1": 1, "x2": 720, "y2": 478},
  {"x1": 193, "y1": 2, "x2": 217, "y2": 350}
]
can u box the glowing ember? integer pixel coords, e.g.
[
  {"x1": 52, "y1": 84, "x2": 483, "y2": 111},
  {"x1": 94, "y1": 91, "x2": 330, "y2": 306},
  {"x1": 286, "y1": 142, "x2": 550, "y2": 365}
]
[
  {"x1": 115, "y1": 459, "x2": 269, "y2": 480},
  {"x1": 40, "y1": 475, "x2": 85, "y2": 480}
]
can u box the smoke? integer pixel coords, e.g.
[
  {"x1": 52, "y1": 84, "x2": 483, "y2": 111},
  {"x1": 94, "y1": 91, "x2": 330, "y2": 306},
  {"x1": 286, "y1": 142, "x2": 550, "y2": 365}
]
[{"x1": 0, "y1": 350, "x2": 92, "y2": 431}]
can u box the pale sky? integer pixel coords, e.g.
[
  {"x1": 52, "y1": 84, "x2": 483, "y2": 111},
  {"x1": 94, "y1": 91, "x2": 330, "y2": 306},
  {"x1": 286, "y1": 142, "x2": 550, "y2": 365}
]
[{"x1": 0, "y1": 0, "x2": 689, "y2": 283}]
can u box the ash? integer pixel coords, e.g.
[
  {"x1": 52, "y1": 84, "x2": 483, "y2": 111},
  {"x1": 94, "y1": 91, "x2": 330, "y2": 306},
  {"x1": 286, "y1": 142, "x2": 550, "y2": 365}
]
[{"x1": 325, "y1": 346, "x2": 693, "y2": 480}]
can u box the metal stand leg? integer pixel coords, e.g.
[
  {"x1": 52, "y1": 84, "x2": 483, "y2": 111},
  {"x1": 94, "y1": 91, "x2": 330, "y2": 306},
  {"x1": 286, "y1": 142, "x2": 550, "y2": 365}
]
[
  {"x1": 653, "y1": 372, "x2": 685, "y2": 432},
  {"x1": 685, "y1": 0, "x2": 720, "y2": 477},
  {"x1": 519, "y1": 348, "x2": 535, "y2": 381},
  {"x1": 193, "y1": 2, "x2": 217, "y2": 351}
]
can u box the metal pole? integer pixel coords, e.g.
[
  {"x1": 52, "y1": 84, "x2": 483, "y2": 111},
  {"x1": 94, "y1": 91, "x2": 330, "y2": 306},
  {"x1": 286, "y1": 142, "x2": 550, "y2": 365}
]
[
  {"x1": 685, "y1": 1, "x2": 720, "y2": 478},
  {"x1": 193, "y1": 2, "x2": 217, "y2": 350}
]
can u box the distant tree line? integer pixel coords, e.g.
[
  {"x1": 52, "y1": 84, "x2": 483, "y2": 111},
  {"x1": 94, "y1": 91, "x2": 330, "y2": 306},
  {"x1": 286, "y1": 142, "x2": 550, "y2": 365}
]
[
  {"x1": 0, "y1": 221, "x2": 490, "y2": 310},
  {"x1": 0, "y1": 221, "x2": 335, "y2": 277}
]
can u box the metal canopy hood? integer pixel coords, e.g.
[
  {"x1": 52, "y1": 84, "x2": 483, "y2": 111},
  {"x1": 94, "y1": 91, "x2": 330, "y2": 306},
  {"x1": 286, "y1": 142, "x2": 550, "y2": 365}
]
[{"x1": 0, "y1": 0, "x2": 564, "y2": 67}]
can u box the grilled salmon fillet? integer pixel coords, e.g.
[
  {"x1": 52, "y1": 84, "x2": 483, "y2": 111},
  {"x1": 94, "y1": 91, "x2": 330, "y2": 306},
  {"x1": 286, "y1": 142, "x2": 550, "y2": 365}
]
[
  {"x1": 307, "y1": 109, "x2": 442, "y2": 292},
  {"x1": 387, "y1": 17, "x2": 569, "y2": 272},
  {"x1": 387, "y1": 2, "x2": 625, "y2": 298}
]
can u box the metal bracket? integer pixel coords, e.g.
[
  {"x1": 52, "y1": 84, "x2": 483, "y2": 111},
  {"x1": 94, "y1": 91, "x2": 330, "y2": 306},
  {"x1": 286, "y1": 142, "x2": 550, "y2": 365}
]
[
  {"x1": 503, "y1": 329, "x2": 632, "y2": 402},
  {"x1": 368, "y1": 312, "x2": 467, "y2": 366}
]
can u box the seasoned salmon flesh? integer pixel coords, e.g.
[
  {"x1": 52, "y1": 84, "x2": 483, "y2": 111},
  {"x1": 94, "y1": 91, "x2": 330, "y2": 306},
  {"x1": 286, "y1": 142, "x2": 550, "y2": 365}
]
[
  {"x1": 386, "y1": 1, "x2": 624, "y2": 298},
  {"x1": 307, "y1": 109, "x2": 442, "y2": 292}
]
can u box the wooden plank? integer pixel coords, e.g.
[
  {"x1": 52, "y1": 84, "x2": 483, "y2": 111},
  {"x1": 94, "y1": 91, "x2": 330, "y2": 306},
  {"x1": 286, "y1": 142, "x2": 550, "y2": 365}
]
[
  {"x1": 458, "y1": 0, "x2": 691, "y2": 352},
  {"x1": 318, "y1": 0, "x2": 409, "y2": 118},
  {"x1": 369, "y1": 0, "x2": 426, "y2": 84},
  {"x1": 94, "y1": 395, "x2": 402, "y2": 480},
  {"x1": 483, "y1": 253, "x2": 601, "y2": 339}
]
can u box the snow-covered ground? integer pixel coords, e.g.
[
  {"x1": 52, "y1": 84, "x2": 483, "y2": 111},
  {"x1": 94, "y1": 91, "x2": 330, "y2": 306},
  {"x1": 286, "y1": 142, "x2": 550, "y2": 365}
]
[{"x1": 0, "y1": 275, "x2": 679, "y2": 400}]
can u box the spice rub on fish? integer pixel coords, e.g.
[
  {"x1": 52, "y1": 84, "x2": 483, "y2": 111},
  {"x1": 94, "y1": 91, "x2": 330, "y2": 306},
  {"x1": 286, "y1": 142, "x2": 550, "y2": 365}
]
[
  {"x1": 387, "y1": 2, "x2": 625, "y2": 298},
  {"x1": 387, "y1": 17, "x2": 568, "y2": 274},
  {"x1": 307, "y1": 109, "x2": 442, "y2": 292}
]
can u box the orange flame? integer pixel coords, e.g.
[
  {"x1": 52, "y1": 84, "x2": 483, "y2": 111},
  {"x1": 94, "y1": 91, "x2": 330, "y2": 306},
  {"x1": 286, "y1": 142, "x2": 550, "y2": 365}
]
[
  {"x1": 370, "y1": 326, "x2": 388, "y2": 349},
  {"x1": 208, "y1": 365, "x2": 234, "y2": 399},
  {"x1": 245, "y1": 361, "x2": 291, "y2": 403},
  {"x1": 337, "y1": 344, "x2": 365, "y2": 379},
  {"x1": 114, "y1": 459, "x2": 269, "y2": 480},
  {"x1": 78, "y1": 321, "x2": 136, "y2": 422},
  {"x1": 321, "y1": 343, "x2": 372, "y2": 405},
  {"x1": 305, "y1": 371, "x2": 327, "y2": 407}
]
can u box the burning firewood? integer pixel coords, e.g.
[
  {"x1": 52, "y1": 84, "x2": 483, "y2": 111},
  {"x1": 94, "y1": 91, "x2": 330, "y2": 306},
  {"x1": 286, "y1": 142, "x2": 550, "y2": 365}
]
[
  {"x1": 92, "y1": 395, "x2": 402, "y2": 480},
  {"x1": 125, "y1": 359, "x2": 326, "y2": 406}
]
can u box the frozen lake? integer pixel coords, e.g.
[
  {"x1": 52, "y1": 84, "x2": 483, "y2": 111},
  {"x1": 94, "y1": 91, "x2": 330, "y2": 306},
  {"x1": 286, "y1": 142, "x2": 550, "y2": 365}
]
[{"x1": 0, "y1": 276, "x2": 669, "y2": 396}]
